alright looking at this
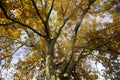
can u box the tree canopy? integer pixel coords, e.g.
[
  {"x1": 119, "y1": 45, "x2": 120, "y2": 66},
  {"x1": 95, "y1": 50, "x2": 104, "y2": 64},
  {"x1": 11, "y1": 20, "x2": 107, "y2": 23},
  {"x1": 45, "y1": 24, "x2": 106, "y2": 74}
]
[{"x1": 0, "y1": 0, "x2": 120, "y2": 80}]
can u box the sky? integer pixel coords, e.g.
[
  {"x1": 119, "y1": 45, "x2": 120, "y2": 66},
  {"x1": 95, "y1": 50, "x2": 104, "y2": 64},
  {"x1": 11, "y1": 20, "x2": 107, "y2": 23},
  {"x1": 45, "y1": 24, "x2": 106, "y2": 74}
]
[{"x1": 0, "y1": 0, "x2": 119, "y2": 80}]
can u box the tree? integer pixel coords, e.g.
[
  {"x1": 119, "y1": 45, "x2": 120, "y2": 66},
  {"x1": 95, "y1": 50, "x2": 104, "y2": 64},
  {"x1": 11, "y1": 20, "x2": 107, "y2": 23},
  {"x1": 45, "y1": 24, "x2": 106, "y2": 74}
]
[{"x1": 0, "y1": 0, "x2": 120, "y2": 80}]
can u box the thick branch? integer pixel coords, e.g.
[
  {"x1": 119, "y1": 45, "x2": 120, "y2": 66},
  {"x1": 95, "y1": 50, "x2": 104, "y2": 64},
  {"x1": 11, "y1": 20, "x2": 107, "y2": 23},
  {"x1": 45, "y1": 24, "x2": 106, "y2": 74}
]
[
  {"x1": 60, "y1": 0, "x2": 96, "y2": 78},
  {"x1": 74, "y1": 0, "x2": 96, "y2": 36},
  {"x1": 0, "y1": 22, "x2": 14, "y2": 26},
  {"x1": 31, "y1": 0, "x2": 51, "y2": 39},
  {"x1": 45, "y1": 0, "x2": 55, "y2": 39},
  {"x1": 31, "y1": 0, "x2": 45, "y2": 25},
  {"x1": 0, "y1": 1, "x2": 45, "y2": 38}
]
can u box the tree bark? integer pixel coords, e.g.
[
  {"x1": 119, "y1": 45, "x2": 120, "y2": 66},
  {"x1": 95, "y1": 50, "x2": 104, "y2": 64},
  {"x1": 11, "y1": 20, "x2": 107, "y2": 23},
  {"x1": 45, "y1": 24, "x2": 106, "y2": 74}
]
[{"x1": 45, "y1": 39, "x2": 59, "y2": 80}]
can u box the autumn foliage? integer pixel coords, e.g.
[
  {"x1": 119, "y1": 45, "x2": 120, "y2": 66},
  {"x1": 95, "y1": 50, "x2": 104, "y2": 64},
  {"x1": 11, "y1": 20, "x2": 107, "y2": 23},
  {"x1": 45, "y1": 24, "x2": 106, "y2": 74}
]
[{"x1": 0, "y1": 0, "x2": 120, "y2": 80}]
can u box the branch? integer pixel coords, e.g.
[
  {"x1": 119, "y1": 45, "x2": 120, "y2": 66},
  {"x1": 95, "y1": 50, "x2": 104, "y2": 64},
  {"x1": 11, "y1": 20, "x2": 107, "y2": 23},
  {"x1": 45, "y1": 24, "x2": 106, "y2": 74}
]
[
  {"x1": 74, "y1": 0, "x2": 96, "y2": 36},
  {"x1": 0, "y1": 1, "x2": 45, "y2": 38},
  {"x1": 46, "y1": 0, "x2": 54, "y2": 23},
  {"x1": 71, "y1": 1, "x2": 96, "y2": 56},
  {"x1": 60, "y1": 0, "x2": 97, "y2": 77},
  {"x1": 0, "y1": 35, "x2": 37, "y2": 48},
  {"x1": 74, "y1": 32, "x2": 119, "y2": 53},
  {"x1": 71, "y1": 70, "x2": 79, "y2": 80},
  {"x1": 53, "y1": 17, "x2": 69, "y2": 41},
  {"x1": 0, "y1": 22, "x2": 14, "y2": 26},
  {"x1": 24, "y1": 30, "x2": 46, "y2": 58},
  {"x1": 0, "y1": 44, "x2": 24, "y2": 61},
  {"x1": 0, "y1": 43, "x2": 11, "y2": 51},
  {"x1": 11, "y1": 44, "x2": 24, "y2": 55},
  {"x1": 31, "y1": 0, "x2": 46, "y2": 25},
  {"x1": 34, "y1": 44, "x2": 46, "y2": 59},
  {"x1": 60, "y1": 0, "x2": 69, "y2": 18},
  {"x1": 88, "y1": 7, "x2": 112, "y2": 14},
  {"x1": 31, "y1": 0, "x2": 51, "y2": 39},
  {"x1": 78, "y1": 52, "x2": 91, "y2": 61}
]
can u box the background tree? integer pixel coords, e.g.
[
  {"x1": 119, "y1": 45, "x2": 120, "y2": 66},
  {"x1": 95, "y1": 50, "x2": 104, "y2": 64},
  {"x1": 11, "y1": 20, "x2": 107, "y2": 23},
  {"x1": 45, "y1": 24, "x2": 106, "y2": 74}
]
[{"x1": 0, "y1": 0, "x2": 120, "y2": 80}]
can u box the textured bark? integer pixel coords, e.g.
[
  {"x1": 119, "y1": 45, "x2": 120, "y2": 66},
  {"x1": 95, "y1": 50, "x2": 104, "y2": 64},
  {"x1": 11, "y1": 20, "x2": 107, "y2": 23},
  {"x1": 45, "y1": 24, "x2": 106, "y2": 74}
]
[{"x1": 45, "y1": 39, "x2": 56, "y2": 80}]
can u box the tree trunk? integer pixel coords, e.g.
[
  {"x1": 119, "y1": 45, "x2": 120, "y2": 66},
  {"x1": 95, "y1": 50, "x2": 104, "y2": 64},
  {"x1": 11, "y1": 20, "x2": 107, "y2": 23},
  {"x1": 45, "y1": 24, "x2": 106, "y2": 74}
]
[
  {"x1": 45, "y1": 39, "x2": 60, "y2": 80},
  {"x1": 45, "y1": 52, "x2": 60, "y2": 80}
]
